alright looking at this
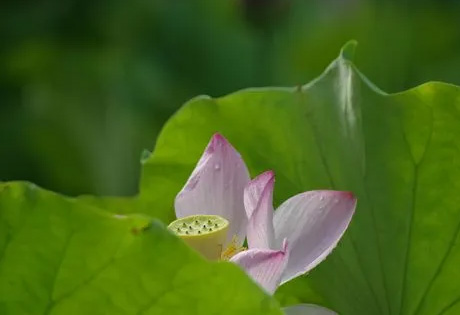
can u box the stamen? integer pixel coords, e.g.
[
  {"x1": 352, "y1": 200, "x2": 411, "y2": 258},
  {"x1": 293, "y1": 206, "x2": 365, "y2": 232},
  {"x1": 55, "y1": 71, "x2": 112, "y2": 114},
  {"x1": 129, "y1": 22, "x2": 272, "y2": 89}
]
[{"x1": 221, "y1": 236, "x2": 246, "y2": 261}]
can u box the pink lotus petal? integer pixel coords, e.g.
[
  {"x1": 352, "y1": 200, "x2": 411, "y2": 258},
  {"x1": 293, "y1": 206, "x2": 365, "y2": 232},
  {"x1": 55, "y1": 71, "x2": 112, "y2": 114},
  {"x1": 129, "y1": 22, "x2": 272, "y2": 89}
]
[
  {"x1": 230, "y1": 240, "x2": 288, "y2": 294},
  {"x1": 273, "y1": 191, "x2": 356, "y2": 284},
  {"x1": 174, "y1": 133, "x2": 250, "y2": 245},
  {"x1": 283, "y1": 304, "x2": 338, "y2": 315},
  {"x1": 244, "y1": 171, "x2": 276, "y2": 249}
]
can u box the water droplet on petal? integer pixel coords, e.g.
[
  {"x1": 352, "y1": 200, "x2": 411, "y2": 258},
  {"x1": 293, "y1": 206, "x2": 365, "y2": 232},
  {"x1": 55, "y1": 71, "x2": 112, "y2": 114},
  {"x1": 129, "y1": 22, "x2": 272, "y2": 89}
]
[{"x1": 214, "y1": 164, "x2": 221, "y2": 171}]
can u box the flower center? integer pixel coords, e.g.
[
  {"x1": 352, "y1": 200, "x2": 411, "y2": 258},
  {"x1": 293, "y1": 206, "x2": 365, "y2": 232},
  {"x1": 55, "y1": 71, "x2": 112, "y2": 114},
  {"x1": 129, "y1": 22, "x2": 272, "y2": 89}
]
[{"x1": 168, "y1": 214, "x2": 229, "y2": 260}]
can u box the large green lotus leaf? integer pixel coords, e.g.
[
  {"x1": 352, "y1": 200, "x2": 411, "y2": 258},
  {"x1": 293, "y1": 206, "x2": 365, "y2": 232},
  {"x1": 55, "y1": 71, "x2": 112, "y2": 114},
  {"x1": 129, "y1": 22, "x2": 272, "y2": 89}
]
[
  {"x1": 139, "y1": 42, "x2": 460, "y2": 314},
  {"x1": 0, "y1": 182, "x2": 281, "y2": 315}
]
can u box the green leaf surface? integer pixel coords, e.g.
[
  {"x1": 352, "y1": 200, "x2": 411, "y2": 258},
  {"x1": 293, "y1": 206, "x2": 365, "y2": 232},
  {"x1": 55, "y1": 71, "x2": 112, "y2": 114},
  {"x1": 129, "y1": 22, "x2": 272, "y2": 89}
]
[
  {"x1": 0, "y1": 182, "x2": 281, "y2": 315},
  {"x1": 140, "y1": 42, "x2": 460, "y2": 314}
]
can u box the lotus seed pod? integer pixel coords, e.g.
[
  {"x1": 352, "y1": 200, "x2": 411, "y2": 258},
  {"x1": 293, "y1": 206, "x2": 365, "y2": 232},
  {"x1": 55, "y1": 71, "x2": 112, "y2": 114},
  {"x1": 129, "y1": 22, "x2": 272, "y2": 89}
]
[{"x1": 168, "y1": 215, "x2": 229, "y2": 260}]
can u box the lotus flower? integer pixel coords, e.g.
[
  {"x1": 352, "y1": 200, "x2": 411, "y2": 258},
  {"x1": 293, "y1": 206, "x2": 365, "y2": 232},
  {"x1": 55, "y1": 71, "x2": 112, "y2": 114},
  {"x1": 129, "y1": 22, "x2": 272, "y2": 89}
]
[{"x1": 168, "y1": 134, "x2": 356, "y2": 315}]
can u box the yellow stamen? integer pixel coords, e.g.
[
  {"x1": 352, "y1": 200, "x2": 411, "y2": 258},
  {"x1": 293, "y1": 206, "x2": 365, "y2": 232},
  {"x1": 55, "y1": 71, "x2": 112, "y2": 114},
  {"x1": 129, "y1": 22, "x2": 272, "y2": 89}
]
[{"x1": 221, "y1": 236, "x2": 246, "y2": 261}]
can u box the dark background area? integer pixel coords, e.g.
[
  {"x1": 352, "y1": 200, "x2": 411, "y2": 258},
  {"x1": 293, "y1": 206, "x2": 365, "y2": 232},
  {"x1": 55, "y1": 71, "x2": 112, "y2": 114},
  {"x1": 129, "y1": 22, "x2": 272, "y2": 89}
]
[{"x1": 1, "y1": 0, "x2": 460, "y2": 196}]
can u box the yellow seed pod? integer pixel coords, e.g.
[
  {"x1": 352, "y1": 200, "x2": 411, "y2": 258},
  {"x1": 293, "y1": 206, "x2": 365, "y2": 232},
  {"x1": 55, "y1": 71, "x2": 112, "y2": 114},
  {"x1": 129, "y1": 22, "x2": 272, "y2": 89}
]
[{"x1": 168, "y1": 214, "x2": 229, "y2": 260}]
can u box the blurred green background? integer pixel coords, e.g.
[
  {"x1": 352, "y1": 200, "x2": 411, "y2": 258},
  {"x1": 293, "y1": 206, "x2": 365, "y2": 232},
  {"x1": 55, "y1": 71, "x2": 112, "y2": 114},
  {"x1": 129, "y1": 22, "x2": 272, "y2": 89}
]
[{"x1": 1, "y1": 0, "x2": 460, "y2": 196}]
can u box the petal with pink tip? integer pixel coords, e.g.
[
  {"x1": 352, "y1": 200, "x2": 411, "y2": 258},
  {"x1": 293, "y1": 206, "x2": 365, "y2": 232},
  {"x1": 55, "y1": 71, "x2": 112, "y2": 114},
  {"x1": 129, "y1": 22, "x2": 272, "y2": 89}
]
[
  {"x1": 174, "y1": 133, "x2": 250, "y2": 245},
  {"x1": 244, "y1": 171, "x2": 276, "y2": 249},
  {"x1": 283, "y1": 304, "x2": 338, "y2": 315},
  {"x1": 230, "y1": 240, "x2": 288, "y2": 294},
  {"x1": 273, "y1": 190, "x2": 356, "y2": 284}
]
